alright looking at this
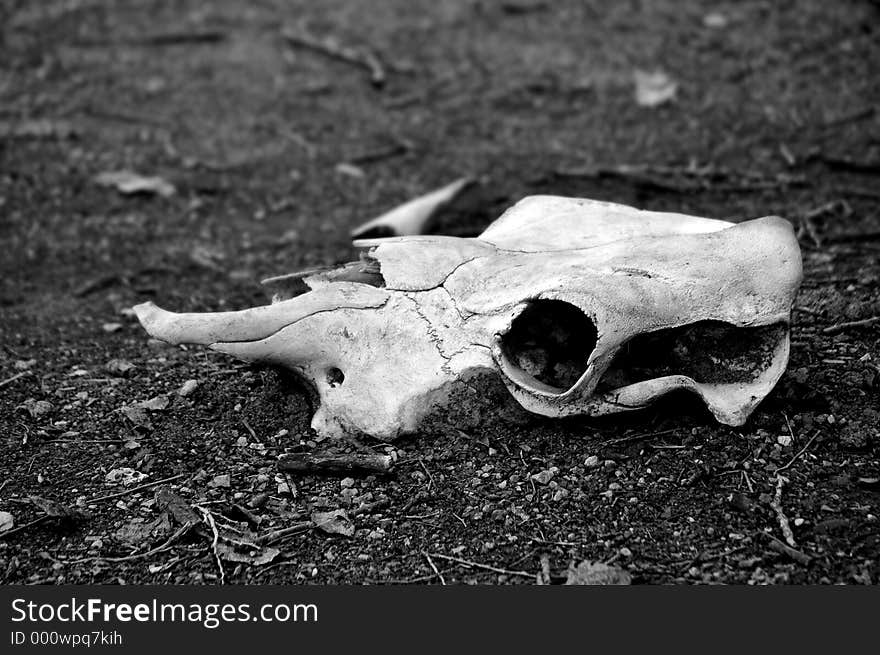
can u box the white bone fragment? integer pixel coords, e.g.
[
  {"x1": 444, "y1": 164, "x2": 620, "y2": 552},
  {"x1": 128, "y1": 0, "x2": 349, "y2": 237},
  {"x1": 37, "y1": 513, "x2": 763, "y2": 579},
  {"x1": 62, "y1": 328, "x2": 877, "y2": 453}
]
[{"x1": 350, "y1": 177, "x2": 475, "y2": 238}]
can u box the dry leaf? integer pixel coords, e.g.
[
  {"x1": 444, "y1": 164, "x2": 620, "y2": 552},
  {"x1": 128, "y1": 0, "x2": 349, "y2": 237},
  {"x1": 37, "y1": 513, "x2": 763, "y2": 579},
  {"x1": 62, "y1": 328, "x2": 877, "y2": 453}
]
[
  {"x1": 136, "y1": 395, "x2": 170, "y2": 411},
  {"x1": 156, "y1": 488, "x2": 200, "y2": 526},
  {"x1": 351, "y1": 177, "x2": 475, "y2": 238},
  {"x1": 121, "y1": 405, "x2": 152, "y2": 429},
  {"x1": 94, "y1": 171, "x2": 176, "y2": 198},
  {"x1": 0, "y1": 511, "x2": 14, "y2": 534},
  {"x1": 215, "y1": 542, "x2": 280, "y2": 566},
  {"x1": 30, "y1": 496, "x2": 87, "y2": 520},
  {"x1": 105, "y1": 467, "x2": 149, "y2": 487},
  {"x1": 565, "y1": 560, "x2": 632, "y2": 585},
  {"x1": 311, "y1": 509, "x2": 355, "y2": 537},
  {"x1": 106, "y1": 358, "x2": 135, "y2": 377},
  {"x1": 633, "y1": 70, "x2": 677, "y2": 108},
  {"x1": 16, "y1": 398, "x2": 54, "y2": 419}
]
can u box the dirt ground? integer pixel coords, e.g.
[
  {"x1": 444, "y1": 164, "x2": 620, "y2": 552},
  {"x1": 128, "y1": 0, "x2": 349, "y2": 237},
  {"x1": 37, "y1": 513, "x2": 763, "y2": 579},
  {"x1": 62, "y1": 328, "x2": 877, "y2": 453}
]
[{"x1": 1, "y1": 0, "x2": 878, "y2": 585}]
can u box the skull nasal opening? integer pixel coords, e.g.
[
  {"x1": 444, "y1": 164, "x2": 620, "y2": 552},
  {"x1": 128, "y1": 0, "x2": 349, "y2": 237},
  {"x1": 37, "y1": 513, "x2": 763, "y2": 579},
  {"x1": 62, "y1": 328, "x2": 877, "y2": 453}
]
[{"x1": 499, "y1": 299, "x2": 598, "y2": 393}]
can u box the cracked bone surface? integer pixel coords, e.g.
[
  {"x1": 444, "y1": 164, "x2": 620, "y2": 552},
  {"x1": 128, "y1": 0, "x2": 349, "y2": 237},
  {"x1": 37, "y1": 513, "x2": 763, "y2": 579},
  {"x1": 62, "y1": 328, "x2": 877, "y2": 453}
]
[{"x1": 134, "y1": 196, "x2": 803, "y2": 440}]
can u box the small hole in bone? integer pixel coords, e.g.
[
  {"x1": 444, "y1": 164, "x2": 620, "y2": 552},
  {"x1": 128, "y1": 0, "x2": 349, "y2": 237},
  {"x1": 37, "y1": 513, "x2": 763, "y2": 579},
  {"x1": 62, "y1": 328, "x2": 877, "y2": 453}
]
[
  {"x1": 326, "y1": 367, "x2": 345, "y2": 387},
  {"x1": 500, "y1": 299, "x2": 598, "y2": 392},
  {"x1": 596, "y1": 321, "x2": 787, "y2": 391}
]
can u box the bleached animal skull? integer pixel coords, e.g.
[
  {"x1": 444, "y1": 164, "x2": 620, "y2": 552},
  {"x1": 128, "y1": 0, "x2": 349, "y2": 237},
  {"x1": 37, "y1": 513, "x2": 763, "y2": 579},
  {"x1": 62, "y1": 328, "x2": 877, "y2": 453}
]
[{"x1": 134, "y1": 196, "x2": 802, "y2": 440}]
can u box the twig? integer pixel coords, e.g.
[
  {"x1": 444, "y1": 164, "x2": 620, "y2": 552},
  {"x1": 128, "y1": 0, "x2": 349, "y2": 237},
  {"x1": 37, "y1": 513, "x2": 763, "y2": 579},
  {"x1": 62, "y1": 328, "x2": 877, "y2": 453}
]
[
  {"x1": 0, "y1": 515, "x2": 49, "y2": 539},
  {"x1": 64, "y1": 523, "x2": 192, "y2": 564},
  {"x1": 423, "y1": 552, "x2": 446, "y2": 585},
  {"x1": 821, "y1": 105, "x2": 875, "y2": 128},
  {"x1": 0, "y1": 371, "x2": 30, "y2": 389},
  {"x1": 87, "y1": 473, "x2": 187, "y2": 504},
  {"x1": 764, "y1": 533, "x2": 811, "y2": 565},
  {"x1": 281, "y1": 26, "x2": 386, "y2": 88},
  {"x1": 427, "y1": 552, "x2": 534, "y2": 578},
  {"x1": 240, "y1": 419, "x2": 257, "y2": 440},
  {"x1": 822, "y1": 316, "x2": 880, "y2": 335},
  {"x1": 254, "y1": 521, "x2": 314, "y2": 546},
  {"x1": 418, "y1": 458, "x2": 435, "y2": 491},
  {"x1": 278, "y1": 452, "x2": 393, "y2": 475},
  {"x1": 198, "y1": 508, "x2": 225, "y2": 585},
  {"x1": 775, "y1": 430, "x2": 821, "y2": 474},
  {"x1": 596, "y1": 428, "x2": 677, "y2": 449},
  {"x1": 770, "y1": 475, "x2": 797, "y2": 547}
]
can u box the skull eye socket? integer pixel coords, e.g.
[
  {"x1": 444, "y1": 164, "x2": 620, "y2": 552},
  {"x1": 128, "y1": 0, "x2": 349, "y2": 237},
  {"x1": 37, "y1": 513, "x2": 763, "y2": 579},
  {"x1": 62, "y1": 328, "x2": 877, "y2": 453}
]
[
  {"x1": 596, "y1": 321, "x2": 788, "y2": 391},
  {"x1": 499, "y1": 299, "x2": 598, "y2": 393}
]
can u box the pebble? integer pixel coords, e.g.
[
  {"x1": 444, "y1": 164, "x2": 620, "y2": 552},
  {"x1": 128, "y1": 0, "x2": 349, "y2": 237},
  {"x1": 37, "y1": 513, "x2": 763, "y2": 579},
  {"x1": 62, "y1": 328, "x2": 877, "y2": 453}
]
[
  {"x1": 102, "y1": 322, "x2": 123, "y2": 333},
  {"x1": 235, "y1": 436, "x2": 248, "y2": 447},
  {"x1": 340, "y1": 477, "x2": 355, "y2": 489},
  {"x1": 777, "y1": 434, "x2": 792, "y2": 447},
  {"x1": 584, "y1": 455, "x2": 600, "y2": 468},
  {"x1": 249, "y1": 493, "x2": 269, "y2": 509},
  {"x1": 531, "y1": 468, "x2": 557, "y2": 485},
  {"x1": 619, "y1": 547, "x2": 632, "y2": 558},
  {"x1": 178, "y1": 379, "x2": 199, "y2": 397},
  {"x1": 209, "y1": 474, "x2": 231, "y2": 488}
]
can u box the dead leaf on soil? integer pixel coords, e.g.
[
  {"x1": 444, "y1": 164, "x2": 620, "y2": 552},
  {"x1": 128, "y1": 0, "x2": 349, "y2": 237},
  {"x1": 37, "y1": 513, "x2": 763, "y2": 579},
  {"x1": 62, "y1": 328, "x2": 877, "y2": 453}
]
[
  {"x1": 121, "y1": 405, "x2": 152, "y2": 429},
  {"x1": 565, "y1": 560, "x2": 632, "y2": 585},
  {"x1": 29, "y1": 496, "x2": 88, "y2": 521},
  {"x1": 114, "y1": 514, "x2": 172, "y2": 546},
  {"x1": 311, "y1": 509, "x2": 355, "y2": 537},
  {"x1": 156, "y1": 488, "x2": 201, "y2": 526},
  {"x1": 105, "y1": 467, "x2": 149, "y2": 487},
  {"x1": 0, "y1": 511, "x2": 14, "y2": 534},
  {"x1": 94, "y1": 171, "x2": 176, "y2": 198},
  {"x1": 106, "y1": 358, "x2": 136, "y2": 377},
  {"x1": 16, "y1": 398, "x2": 54, "y2": 419},
  {"x1": 215, "y1": 542, "x2": 280, "y2": 566},
  {"x1": 121, "y1": 395, "x2": 170, "y2": 429},
  {"x1": 633, "y1": 70, "x2": 677, "y2": 108},
  {"x1": 135, "y1": 395, "x2": 171, "y2": 411}
]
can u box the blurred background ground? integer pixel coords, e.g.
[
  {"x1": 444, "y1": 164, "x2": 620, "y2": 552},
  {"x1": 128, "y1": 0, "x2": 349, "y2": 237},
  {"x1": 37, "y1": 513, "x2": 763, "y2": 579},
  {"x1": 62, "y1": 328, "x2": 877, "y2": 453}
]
[{"x1": 0, "y1": 0, "x2": 878, "y2": 584}]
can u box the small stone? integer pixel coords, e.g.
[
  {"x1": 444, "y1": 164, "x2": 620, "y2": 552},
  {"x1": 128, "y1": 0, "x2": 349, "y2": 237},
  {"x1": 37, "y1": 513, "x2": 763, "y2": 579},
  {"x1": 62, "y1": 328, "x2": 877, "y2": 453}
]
[
  {"x1": 102, "y1": 322, "x2": 123, "y2": 333},
  {"x1": 531, "y1": 469, "x2": 556, "y2": 485},
  {"x1": 619, "y1": 546, "x2": 632, "y2": 558},
  {"x1": 236, "y1": 436, "x2": 248, "y2": 447},
  {"x1": 608, "y1": 482, "x2": 621, "y2": 491},
  {"x1": 209, "y1": 474, "x2": 231, "y2": 488},
  {"x1": 794, "y1": 517, "x2": 805, "y2": 527},
  {"x1": 106, "y1": 359, "x2": 135, "y2": 376},
  {"x1": 552, "y1": 488, "x2": 569, "y2": 502},
  {"x1": 584, "y1": 455, "x2": 600, "y2": 468},
  {"x1": 178, "y1": 379, "x2": 199, "y2": 397},
  {"x1": 276, "y1": 482, "x2": 291, "y2": 496},
  {"x1": 340, "y1": 477, "x2": 355, "y2": 489},
  {"x1": 249, "y1": 493, "x2": 269, "y2": 509},
  {"x1": 777, "y1": 434, "x2": 792, "y2": 447}
]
